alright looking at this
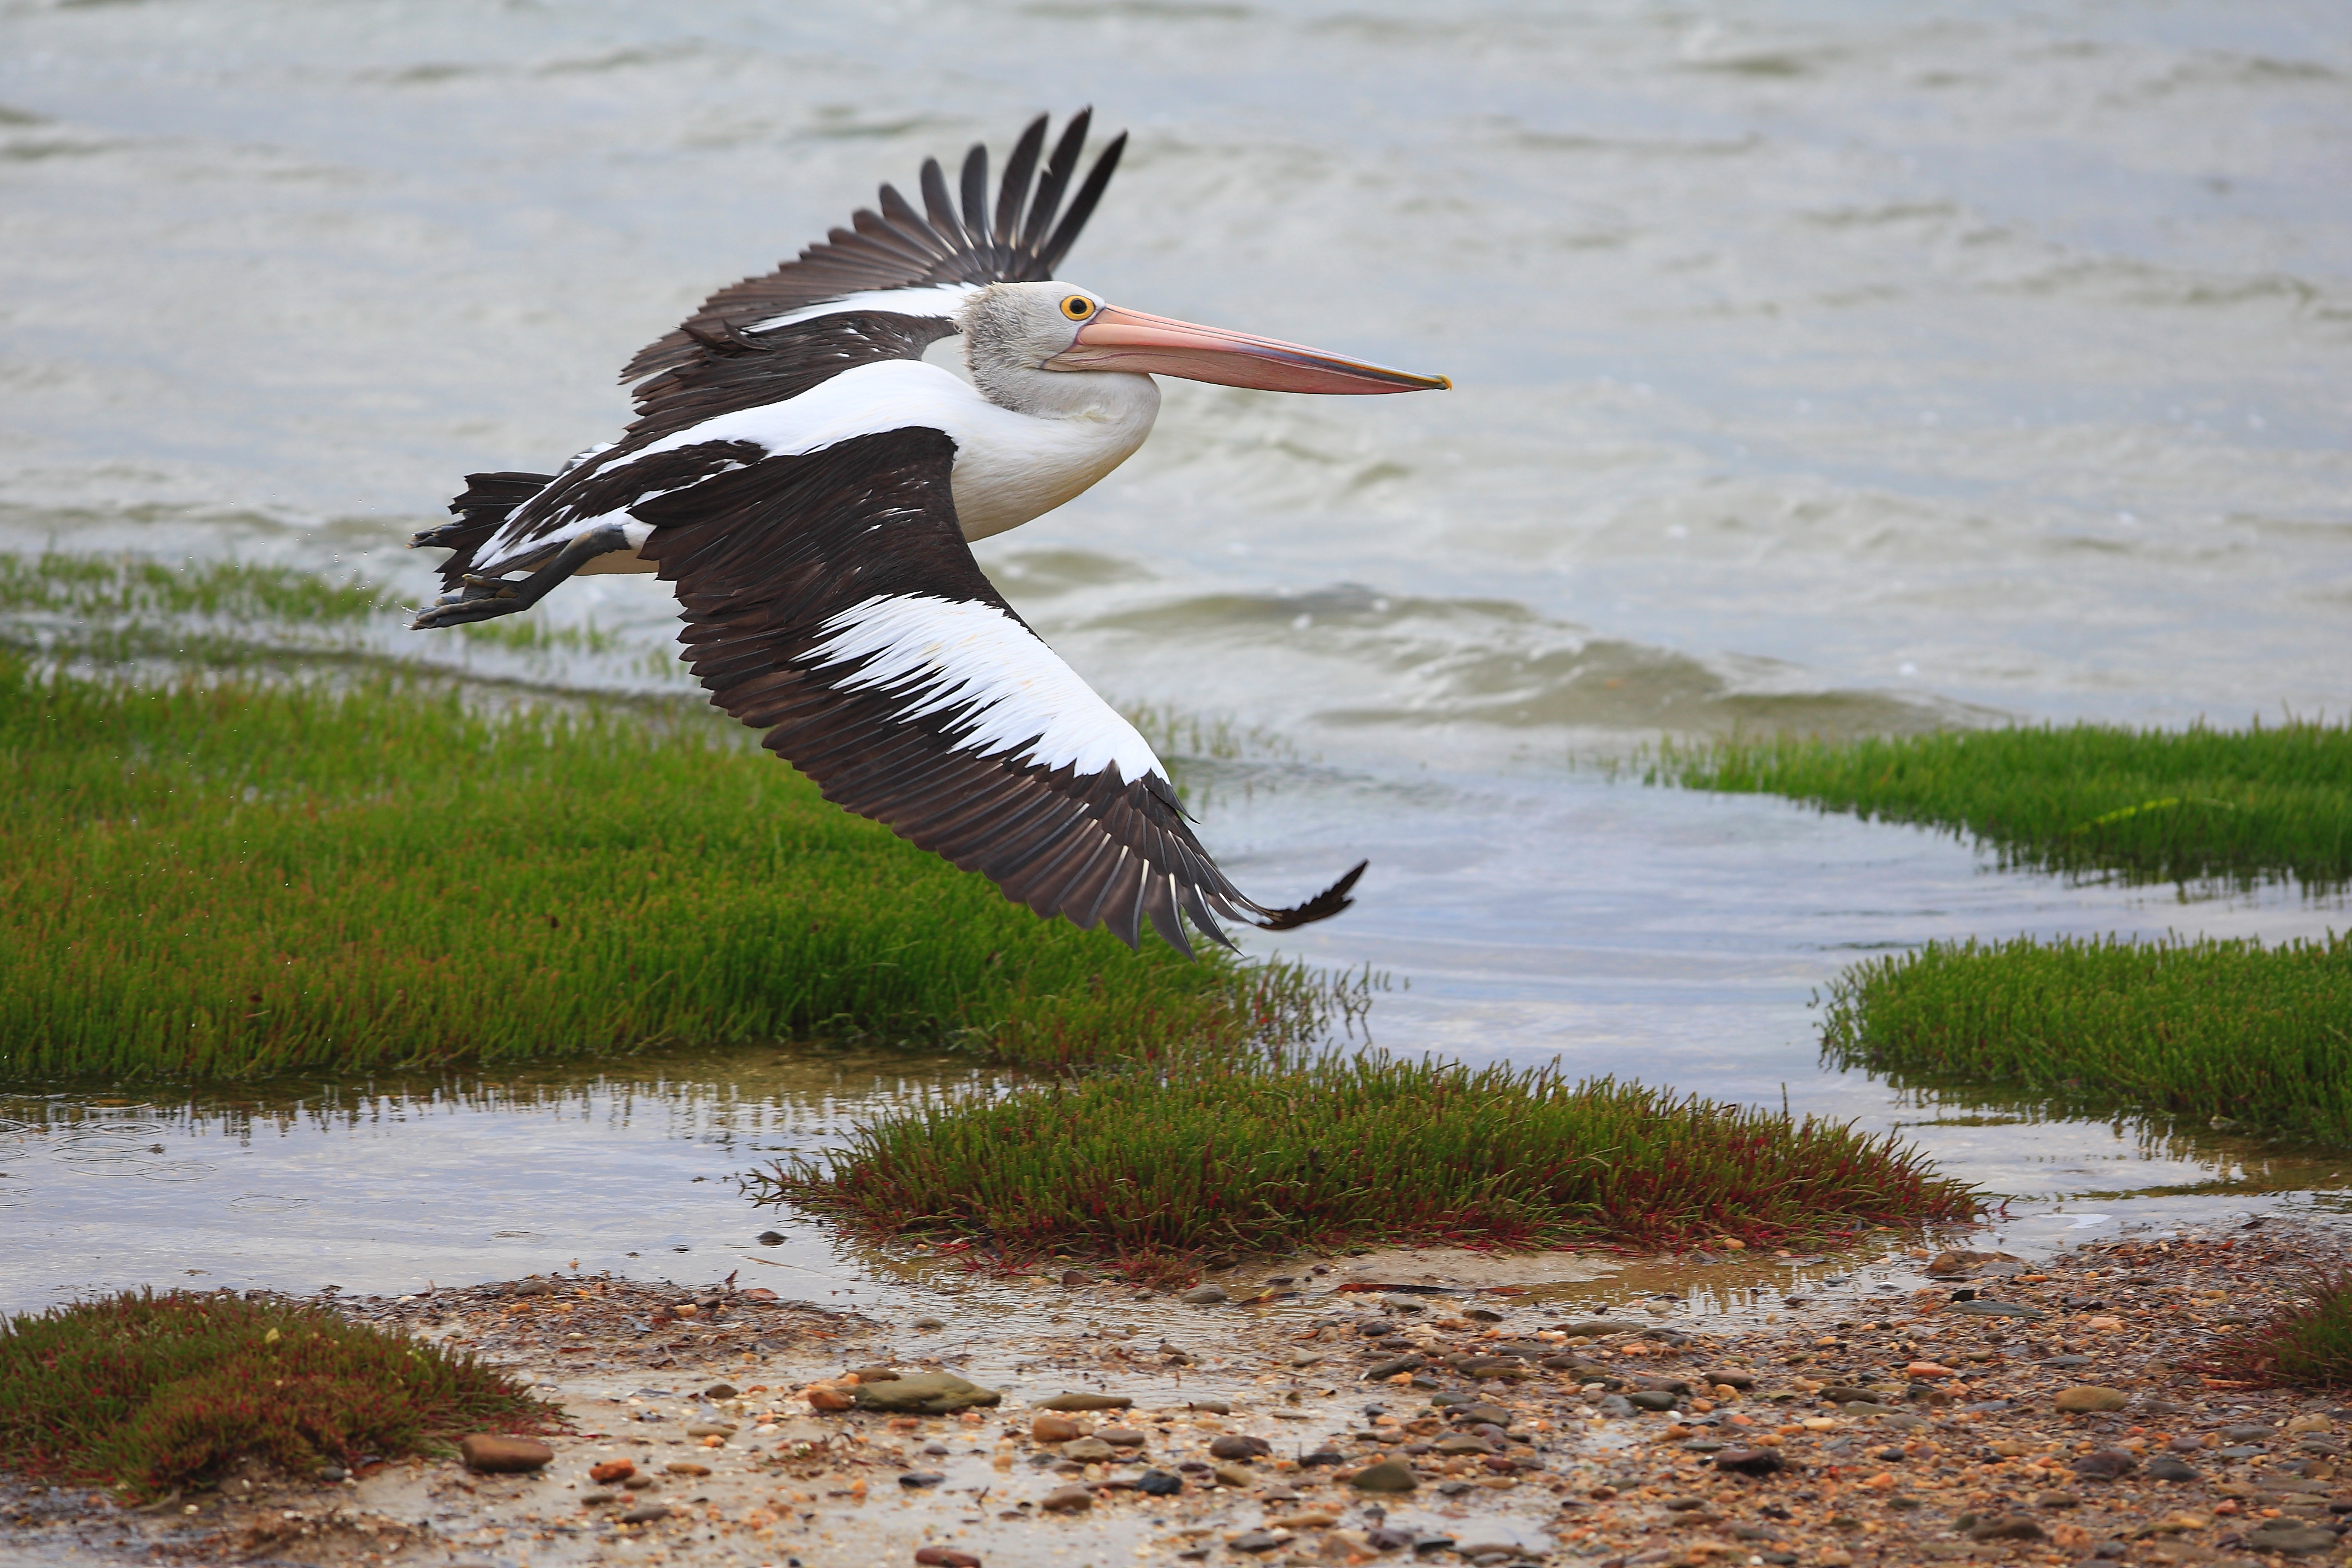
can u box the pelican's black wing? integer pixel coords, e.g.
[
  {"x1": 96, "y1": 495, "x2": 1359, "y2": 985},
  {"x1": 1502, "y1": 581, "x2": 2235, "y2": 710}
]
[
  {"x1": 630, "y1": 426, "x2": 1364, "y2": 956},
  {"x1": 619, "y1": 110, "x2": 1127, "y2": 387}
]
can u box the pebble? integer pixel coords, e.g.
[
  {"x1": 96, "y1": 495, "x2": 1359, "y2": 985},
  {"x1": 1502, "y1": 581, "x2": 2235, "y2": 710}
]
[
  {"x1": 1350, "y1": 1459, "x2": 1418, "y2": 1492},
  {"x1": 1595, "y1": 1394, "x2": 1636, "y2": 1418},
  {"x1": 1038, "y1": 1486, "x2": 1092, "y2": 1514},
  {"x1": 754, "y1": 1231, "x2": 785, "y2": 1245},
  {"x1": 1212, "y1": 1463, "x2": 1259, "y2": 1488},
  {"x1": 701, "y1": 1383, "x2": 737, "y2": 1400},
  {"x1": 665, "y1": 1462, "x2": 712, "y2": 1477},
  {"x1": 1626, "y1": 1391, "x2": 1678, "y2": 1411},
  {"x1": 588, "y1": 1459, "x2": 635, "y2": 1484},
  {"x1": 2285, "y1": 1414, "x2": 2334, "y2": 1434},
  {"x1": 1714, "y1": 1448, "x2": 1786, "y2": 1477},
  {"x1": 1432, "y1": 1436, "x2": 1498, "y2": 1455},
  {"x1": 1097, "y1": 1427, "x2": 1146, "y2": 1448},
  {"x1": 852, "y1": 1372, "x2": 1001, "y2": 1414},
  {"x1": 2246, "y1": 1523, "x2": 2339, "y2": 1555},
  {"x1": 1209, "y1": 1435, "x2": 1272, "y2": 1460},
  {"x1": 1137, "y1": 1470, "x2": 1183, "y2": 1496},
  {"x1": 459, "y1": 1435, "x2": 552, "y2": 1474},
  {"x1": 1031, "y1": 1414, "x2": 1084, "y2": 1443},
  {"x1": 684, "y1": 1423, "x2": 734, "y2": 1440},
  {"x1": 315, "y1": 1465, "x2": 347, "y2": 1483},
  {"x1": 619, "y1": 1504, "x2": 671, "y2": 1524},
  {"x1": 805, "y1": 1385, "x2": 854, "y2": 1412},
  {"x1": 2069, "y1": 1451, "x2": 2135, "y2": 1480},
  {"x1": 1226, "y1": 1531, "x2": 1281, "y2": 1553},
  {"x1": 897, "y1": 1472, "x2": 945, "y2": 1488},
  {"x1": 1059, "y1": 1438, "x2": 1116, "y2": 1462},
  {"x1": 1180, "y1": 1285, "x2": 1229, "y2": 1305},
  {"x1": 2054, "y1": 1385, "x2": 2130, "y2": 1414},
  {"x1": 910, "y1": 1317, "x2": 946, "y2": 1331},
  {"x1": 1966, "y1": 1515, "x2": 2045, "y2": 1541},
  {"x1": 2146, "y1": 1455, "x2": 2200, "y2": 1482},
  {"x1": 913, "y1": 1549, "x2": 982, "y2": 1568},
  {"x1": 1036, "y1": 1393, "x2": 1132, "y2": 1411},
  {"x1": 1364, "y1": 1354, "x2": 1423, "y2": 1380}
]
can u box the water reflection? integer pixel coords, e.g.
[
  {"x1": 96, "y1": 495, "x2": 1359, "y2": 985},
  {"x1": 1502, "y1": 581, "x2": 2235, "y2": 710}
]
[{"x1": 0, "y1": 1050, "x2": 990, "y2": 1313}]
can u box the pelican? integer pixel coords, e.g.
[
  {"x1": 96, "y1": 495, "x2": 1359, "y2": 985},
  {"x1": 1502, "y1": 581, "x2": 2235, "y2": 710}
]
[{"x1": 410, "y1": 109, "x2": 1448, "y2": 956}]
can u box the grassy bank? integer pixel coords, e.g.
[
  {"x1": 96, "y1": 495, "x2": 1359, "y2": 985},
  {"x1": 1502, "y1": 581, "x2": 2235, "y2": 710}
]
[
  {"x1": 0, "y1": 658, "x2": 1340, "y2": 1079},
  {"x1": 1821, "y1": 932, "x2": 2352, "y2": 1143},
  {"x1": 2208, "y1": 1271, "x2": 2352, "y2": 1389},
  {"x1": 0, "y1": 1290, "x2": 551, "y2": 1499},
  {"x1": 1648, "y1": 720, "x2": 2352, "y2": 890},
  {"x1": 759, "y1": 1052, "x2": 1980, "y2": 1281}
]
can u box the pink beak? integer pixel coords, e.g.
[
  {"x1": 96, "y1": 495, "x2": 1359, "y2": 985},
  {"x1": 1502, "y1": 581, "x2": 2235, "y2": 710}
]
[{"x1": 1042, "y1": 304, "x2": 1450, "y2": 395}]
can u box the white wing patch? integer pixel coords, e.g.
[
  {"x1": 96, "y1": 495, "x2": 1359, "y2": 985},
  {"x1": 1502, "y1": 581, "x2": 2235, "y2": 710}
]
[
  {"x1": 811, "y1": 593, "x2": 1165, "y2": 784},
  {"x1": 745, "y1": 283, "x2": 984, "y2": 335}
]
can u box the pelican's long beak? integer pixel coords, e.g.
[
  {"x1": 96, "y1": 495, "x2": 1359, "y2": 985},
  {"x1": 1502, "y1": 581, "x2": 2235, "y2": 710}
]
[{"x1": 1042, "y1": 305, "x2": 1449, "y2": 394}]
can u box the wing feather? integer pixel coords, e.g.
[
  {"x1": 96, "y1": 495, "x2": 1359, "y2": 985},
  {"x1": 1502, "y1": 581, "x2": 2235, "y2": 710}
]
[
  {"x1": 619, "y1": 110, "x2": 1126, "y2": 387},
  {"x1": 627, "y1": 428, "x2": 1362, "y2": 950}
]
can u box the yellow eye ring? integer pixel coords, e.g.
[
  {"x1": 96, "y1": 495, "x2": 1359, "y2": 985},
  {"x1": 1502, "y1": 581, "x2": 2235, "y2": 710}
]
[{"x1": 1060, "y1": 295, "x2": 1095, "y2": 321}]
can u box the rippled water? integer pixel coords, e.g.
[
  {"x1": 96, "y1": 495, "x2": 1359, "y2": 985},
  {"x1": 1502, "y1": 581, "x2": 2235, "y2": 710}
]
[{"x1": 2, "y1": 0, "x2": 2348, "y2": 1307}]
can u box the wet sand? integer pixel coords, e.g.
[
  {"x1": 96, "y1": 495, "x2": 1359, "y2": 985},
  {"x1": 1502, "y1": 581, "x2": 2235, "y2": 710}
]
[{"x1": 5, "y1": 1221, "x2": 2349, "y2": 1568}]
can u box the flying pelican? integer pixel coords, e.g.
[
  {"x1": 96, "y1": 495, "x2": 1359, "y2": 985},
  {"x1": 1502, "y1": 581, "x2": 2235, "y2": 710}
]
[{"x1": 410, "y1": 109, "x2": 1448, "y2": 956}]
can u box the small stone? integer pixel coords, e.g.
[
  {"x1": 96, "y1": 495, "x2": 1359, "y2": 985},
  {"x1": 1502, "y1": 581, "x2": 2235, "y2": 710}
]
[
  {"x1": 1300, "y1": 1449, "x2": 1345, "y2": 1468},
  {"x1": 589, "y1": 1459, "x2": 636, "y2": 1484},
  {"x1": 913, "y1": 1549, "x2": 982, "y2": 1568},
  {"x1": 754, "y1": 1231, "x2": 785, "y2": 1245},
  {"x1": 1595, "y1": 1394, "x2": 1636, "y2": 1418},
  {"x1": 460, "y1": 1435, "x2": 553, "y2": 1474},
  {"x1": 1967, "y1": 1515, "x2": 2045, "y2": 1541},
  {"x1": 910, "y1": 1316, "x2": 946, "y2": 1331},
  {"x1": 1184, "y1": 1399, "x2": 1231, "y2": 1415},
  {"x1": 2032, "y1": 1491, "x2": 2080, "y2": 1508},
  {"x1": 1180, "y1": 1285, "x2": 1230, "y2": 1305},
  {"x1": 848, "y1": 1365, "x2": 901, "y2": 1383},
  {"x1": 1946, "y1": 1300, "x2": 2046, "y2": 1319},
  {"x1": 684, "y1": 1423, "x2": 734, "y2": 1440},
  {"x1": 1227, "y1": 1532, "x2": 1281, "y2": 1554},
  {"x1": 665, "y1": 1461, "x2": 711, "y2": 1477},
  {"x1": 2146, "y1": 1455, "x2": 2200, "y2": 1482},
  {"x1": 2220, "y1": 1423, "x2": 2275, "y2": 1442},
  {"x1": 1704, "y1": 1370, "x2": 1758, "y2": 1390},
  {"x1": 1627, "y1": 1391, "x2": 1678, "y2": 1411},
  {"x1": 1059, "y1": 1438, "x2": 1116, "y2": 1462},
  {"x1": 1432, "y1": 1436, "x2": 1498, "y2": 1455},
  {"x1": 1269, "y1": 1511, "x2": 1339, "y2": 1529},
  {"x1": 898, "y1": 1471, "x2": 945, "y2": 1488},
  {"x1": 2246, "y1": 1523, "x2": 2339, "y2": 1555},
  {"x1": 1097, "y1": 1426, "x2": 1146, "y2": 1448},
  {"x1": 1714, "y1": 1448, "x2": 1786, "y2": 1477},
  {"x1": 1350, "y1": 1459, "x2": 1417, "y2": 1492},
  {"x1": 1362, "y1": 1354, "x2": 1423, "y2": 1380},
  {"x1": 1209, "y1": 1434, "x2": 1272, "y2": 1460},
  {"x1": 1137, "y1": 1469, "x2": 1183, "y2": 1496},
  {"x1": 314, "y1": 1465, "x2": 347, "y2": 1483},
  {"x1": 2070, "y1": 1451, "x2": 2136, "y2": 1480},
  {"x1": 2054, "y1": 1385, "x2": 2129, "y2": 1414},
  {"x1": 702, "y1": 1383, "x2": 737, "y2": 1400},
  {"x1": 806, "y1": 1385, "x2": 854, "y2": 1411},
  {"x1": 620, "y1": 1474, "x2": 655, "y2": 1491},
  {"x1": 1039, "y1": 1486, "x2": 1093, "y2": 1513},
  {"x1": 1212, "y1": 1462, "x2": 1259, "y2": 1488},
  {"x1": 1035, "y1": 1393, "x2": 1132, "y2": 1411},
  {"x1": 853, "y1": 1372, "x2": 1001, "y2": 1414},
  {"x1": 1031, "y1": 1414, "x2": 1084, "y2": 1443},
  {"x1": 2285, "y1": 1414, "x2": 2334, "y2": 1435},
  {"x1": 619, "y1": 1504, "x2": 671, "y2": 1524}
]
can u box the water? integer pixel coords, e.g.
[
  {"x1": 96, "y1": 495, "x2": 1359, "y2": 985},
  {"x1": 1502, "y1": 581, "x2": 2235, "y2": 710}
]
[{"x1": 3, "y1": 0, "x2": 2350, "y2": 1309}]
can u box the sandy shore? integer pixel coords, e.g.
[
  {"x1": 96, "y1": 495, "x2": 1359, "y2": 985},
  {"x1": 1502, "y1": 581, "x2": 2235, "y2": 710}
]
[{"x1": 4, "y1": 1221, "x2": 2348, "y2": 1568}]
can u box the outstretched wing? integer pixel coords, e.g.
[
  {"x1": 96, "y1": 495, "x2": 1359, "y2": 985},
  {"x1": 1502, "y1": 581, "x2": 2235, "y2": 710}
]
[
  {"x1": 631, "y1": 426, "x2": 1363, "y2": 956},
  {"x1": 619, "y1": 109, "x2": 1128, "y2": 388}
]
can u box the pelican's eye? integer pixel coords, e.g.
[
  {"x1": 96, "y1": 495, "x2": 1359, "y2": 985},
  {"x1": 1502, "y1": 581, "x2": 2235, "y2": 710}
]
[{"x1": 1060, "y1": 295, "x2": 1096, "y2": 321}]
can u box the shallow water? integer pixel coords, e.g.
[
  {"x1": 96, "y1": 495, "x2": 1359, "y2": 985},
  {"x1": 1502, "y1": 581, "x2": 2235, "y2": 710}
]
[{"x1": 2, "y1": 0, "x2": 2350, "y2": 1308}]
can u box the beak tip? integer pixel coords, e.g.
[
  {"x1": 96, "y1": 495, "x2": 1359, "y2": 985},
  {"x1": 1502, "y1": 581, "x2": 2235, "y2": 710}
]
[{"x1": 1433, "y1": 374, "x2": 1453, "y2": 391}]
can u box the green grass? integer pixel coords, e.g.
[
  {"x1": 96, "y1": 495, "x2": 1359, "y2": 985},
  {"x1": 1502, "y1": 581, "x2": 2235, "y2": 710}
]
[
  {"x1": 1821, "y1": 932, "x2": 2352, "y2": 1143},
  {"x1": 0, "y1": 1290, "x2": 552, "y2": 1500},
  {"x1": 1648, "y1": 720, "x2": 2352, "y2": 890},
  {"x1": 2209, "y1": 1270, "x2": 2352, "y2": 1389},
  {"x1": 0, "y1": 657, "x2": 1342, "y2": 1080},
  {"x1": 758, "y1": 1051, "x2": 1981, "y2": 1281}
]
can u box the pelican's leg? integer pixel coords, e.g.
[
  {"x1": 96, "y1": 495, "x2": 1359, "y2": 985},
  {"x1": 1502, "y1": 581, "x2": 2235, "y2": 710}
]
[{"x1": 409, "y1": 524, "x2": 630, "y2": 630}]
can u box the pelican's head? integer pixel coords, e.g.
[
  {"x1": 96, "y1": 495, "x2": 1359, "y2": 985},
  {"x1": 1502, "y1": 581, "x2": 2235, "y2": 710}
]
[{"x1": 958, "y1": 281, "x2": 1448, "y2": 414}]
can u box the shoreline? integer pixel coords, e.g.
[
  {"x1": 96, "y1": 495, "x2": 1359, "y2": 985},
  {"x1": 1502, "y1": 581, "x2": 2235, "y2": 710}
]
[{"x1": 6, "y1": 1221, "x2": 2350, "y2": 1567}]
